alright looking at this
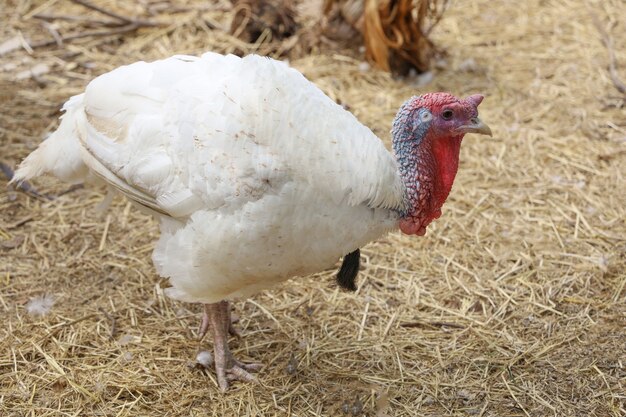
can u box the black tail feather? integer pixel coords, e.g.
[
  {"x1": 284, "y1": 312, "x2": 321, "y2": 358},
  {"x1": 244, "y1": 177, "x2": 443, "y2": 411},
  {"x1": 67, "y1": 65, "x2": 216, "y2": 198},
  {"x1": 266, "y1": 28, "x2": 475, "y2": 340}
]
[{"x1": 336, "y1": 249, "x2": 360, "y2": 291}]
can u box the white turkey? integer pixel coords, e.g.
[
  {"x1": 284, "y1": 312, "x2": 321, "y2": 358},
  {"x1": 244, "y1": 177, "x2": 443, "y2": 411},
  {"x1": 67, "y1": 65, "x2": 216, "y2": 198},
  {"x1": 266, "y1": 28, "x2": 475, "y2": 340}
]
[{"x1": 13, "y1": 52, "x2": 491, "y2": 390}]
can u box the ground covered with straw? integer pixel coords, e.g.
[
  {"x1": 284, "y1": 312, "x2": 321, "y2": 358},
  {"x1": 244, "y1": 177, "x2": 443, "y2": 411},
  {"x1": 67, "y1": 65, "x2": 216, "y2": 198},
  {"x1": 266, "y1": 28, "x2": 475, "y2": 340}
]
[{"x1": 1, "y1": 0, "x2": 625, "y2": 416}]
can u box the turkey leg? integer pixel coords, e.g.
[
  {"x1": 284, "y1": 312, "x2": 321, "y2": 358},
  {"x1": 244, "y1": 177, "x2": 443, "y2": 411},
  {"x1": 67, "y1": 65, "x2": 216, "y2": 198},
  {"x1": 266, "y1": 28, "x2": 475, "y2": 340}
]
[
  {"x1": 201, "y1": 301, "x2": 262, "y2": 391},
  {"x1": 198, "y1": 301, "x2": 241, "y2": 339}
]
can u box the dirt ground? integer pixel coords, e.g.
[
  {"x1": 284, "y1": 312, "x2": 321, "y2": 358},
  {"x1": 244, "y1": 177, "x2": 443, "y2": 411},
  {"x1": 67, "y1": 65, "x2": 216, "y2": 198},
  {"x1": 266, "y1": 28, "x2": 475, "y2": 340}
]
[{"x1": 1, "y1": 0, "x2": 625, "y2": 416}]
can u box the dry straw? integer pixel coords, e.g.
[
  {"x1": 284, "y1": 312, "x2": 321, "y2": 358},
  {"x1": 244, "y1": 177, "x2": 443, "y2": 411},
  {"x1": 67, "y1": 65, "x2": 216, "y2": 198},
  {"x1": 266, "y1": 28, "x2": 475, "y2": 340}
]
[{"x1": 1, "y1": 0, "x2": 625, "y2": 416}]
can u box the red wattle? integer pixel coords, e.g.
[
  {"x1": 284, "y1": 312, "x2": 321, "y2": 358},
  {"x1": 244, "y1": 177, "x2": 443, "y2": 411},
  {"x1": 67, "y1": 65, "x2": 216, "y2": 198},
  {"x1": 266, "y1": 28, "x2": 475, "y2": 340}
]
[
  {"x1": 399, "y1": 135, "x2": 463, "y2": 237},
  {"x1": 431, "y1": 136, "x2": 462, "y2": 210},
  {"x1": 399, "y1": 218, "x2": 427, "y2": 236}
]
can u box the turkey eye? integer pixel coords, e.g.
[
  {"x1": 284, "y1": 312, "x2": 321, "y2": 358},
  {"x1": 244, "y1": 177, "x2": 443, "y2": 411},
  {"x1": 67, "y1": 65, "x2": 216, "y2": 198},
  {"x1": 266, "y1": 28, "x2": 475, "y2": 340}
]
[{"x1": 442, "y1": 109, "x2": 454, "y2": 120}]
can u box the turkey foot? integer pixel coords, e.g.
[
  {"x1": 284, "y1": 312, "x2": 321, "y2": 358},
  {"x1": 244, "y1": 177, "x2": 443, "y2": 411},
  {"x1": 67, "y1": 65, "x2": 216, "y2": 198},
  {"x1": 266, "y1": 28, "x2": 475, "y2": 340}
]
[{"x1": 203, "y1": 301, "x2": 262, "y2": 391}]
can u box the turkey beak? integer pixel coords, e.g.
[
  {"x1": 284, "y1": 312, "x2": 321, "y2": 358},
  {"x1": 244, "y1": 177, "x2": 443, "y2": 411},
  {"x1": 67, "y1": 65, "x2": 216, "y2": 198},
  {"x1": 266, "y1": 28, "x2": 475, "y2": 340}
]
[{"x1": 457, "y1": 117, "x2": 492, "y2": 137}]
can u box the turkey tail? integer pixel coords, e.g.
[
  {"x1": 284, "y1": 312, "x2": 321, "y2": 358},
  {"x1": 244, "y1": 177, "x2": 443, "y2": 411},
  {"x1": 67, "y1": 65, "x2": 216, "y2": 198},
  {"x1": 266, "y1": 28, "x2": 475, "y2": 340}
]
[
  {"x1": 12, "y1": 94, "x2": 89, "y2": 185},
  {"x1": 336, "y1": 249, "x2": 361, "y2": 291}
]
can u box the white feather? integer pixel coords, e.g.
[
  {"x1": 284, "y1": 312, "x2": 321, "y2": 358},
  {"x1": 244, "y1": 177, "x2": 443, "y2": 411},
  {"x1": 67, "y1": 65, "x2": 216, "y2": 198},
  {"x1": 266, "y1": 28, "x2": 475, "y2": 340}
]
[
  {"x1": 12, "y1": 95, "x2": 88, "y2": 184},
  {"x1": 15, "y1": 52, "x2": 404, "y2": 303},
  {"x1": 26, "y1": 294, "x2": 56, "y2": 316}
]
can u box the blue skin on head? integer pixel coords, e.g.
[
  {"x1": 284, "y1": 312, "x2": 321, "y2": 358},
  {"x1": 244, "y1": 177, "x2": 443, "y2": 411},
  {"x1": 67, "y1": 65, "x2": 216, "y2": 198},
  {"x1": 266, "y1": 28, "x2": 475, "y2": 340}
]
[{"x1": 391, "y1": 102, "x2": 433, "y2": 218}]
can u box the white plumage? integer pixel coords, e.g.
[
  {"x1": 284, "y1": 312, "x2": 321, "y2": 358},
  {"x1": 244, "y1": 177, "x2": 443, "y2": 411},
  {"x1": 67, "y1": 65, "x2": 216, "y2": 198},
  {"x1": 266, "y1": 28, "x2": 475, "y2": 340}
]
[
  {"x1": 15, "y1": 52, "x2": 404, "y2": 304},
  {"x1": 15, "y1": 52, "x2": 494, "y2": 389}
]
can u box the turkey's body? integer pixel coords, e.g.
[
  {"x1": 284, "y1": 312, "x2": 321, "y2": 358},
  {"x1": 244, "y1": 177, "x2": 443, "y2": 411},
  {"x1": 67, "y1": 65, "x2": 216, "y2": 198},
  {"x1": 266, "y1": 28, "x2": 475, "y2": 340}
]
[
  {"x1": 15, "y1": 52, "x2": 493, "y2": 390},
  {"x1": 156, "y1": 183, "x2": 396, "y2": 303},
  {"x1": 17, "y1": 52, "x2": 403, "y2": 303}
]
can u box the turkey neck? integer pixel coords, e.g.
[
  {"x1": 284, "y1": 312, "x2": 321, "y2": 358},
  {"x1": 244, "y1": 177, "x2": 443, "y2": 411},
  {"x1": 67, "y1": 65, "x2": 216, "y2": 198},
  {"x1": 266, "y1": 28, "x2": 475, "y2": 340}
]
[
  {"x1": 393, "y1": 131, "x2": 463, "y2": 236},
  {"x1": 430, "y1": 135, "x2": 462, "y2": 209}
]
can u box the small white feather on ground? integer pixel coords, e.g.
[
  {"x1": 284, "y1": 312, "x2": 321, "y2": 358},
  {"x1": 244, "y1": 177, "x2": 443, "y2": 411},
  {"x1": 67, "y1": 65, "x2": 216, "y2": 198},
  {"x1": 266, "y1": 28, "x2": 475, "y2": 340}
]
[
  {"x1": 196, "y1": 350, "x2": 214, "y2": 368},
  {"x1": 25, "y1": 294, "x2": 55, "y2": 316}
]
